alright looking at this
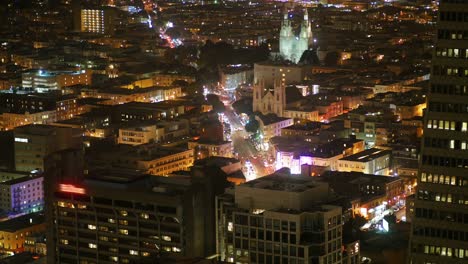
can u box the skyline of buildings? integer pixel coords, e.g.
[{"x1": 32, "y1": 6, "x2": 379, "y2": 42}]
[{"x1": 0, "y1": 0, "x2": 464, "y2": 263}]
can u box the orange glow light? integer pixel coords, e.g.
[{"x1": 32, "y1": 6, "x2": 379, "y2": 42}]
[{"x1": 59, "y1": 184, "x2": 86, "y2": 195}]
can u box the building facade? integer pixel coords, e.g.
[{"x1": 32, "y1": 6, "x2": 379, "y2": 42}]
[
  {"x1": 0, "y1": 175, "x2": 44, "y2": 216},
  {"x1": 279, "y1": 9, "x2": 313, "y2": 64},
  {"x1": 47, "y1": 171, "x2": 229, "y2": 263},
  {"x1": 14, "y1": 125, "x2": 82, "y2": 172},
  {"x1": 408, "y1": 1, "x2": 468, "y2": 263},
  {"x1": 22, "y1": 70, "x2": 92, "y2": 92},
  {"x1": 216, "y1": 170, "x2": 344, "y2": 264}
]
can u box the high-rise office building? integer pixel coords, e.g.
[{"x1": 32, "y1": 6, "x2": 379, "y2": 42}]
[
  {"x1": 409, "y1": 1, "x2": 468, "y2": 263},
  {"x1": 13, "y1": 125, "x2": 82, "y2": 172},
  {"x1": 47, "y1": 166, "x2": 230, "y2": 263},
  {"x1": 80, "y1": 7, "x2": 116, "y2": 35},
  {"x1": 216, "y1": 169, "x2": 344, "y2": 264}
]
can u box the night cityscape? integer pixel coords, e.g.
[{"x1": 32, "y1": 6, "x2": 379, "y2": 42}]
[{"x1": 0, "y1": 0, "x2": 466, "y2": 263}]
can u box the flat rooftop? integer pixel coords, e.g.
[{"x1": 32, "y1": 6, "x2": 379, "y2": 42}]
[
  {"x1": 240, "y1": 168, "x2": 324, "y2": 193},
  {"x1": 0, "y1": 213, "x2": 44, "y2": 232},
  {"x1": 339, "y1": 148, "x2": 391, "y2": 162}
]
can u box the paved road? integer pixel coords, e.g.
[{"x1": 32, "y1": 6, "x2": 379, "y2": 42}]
[{"x1": 224, "y1": 104, "x2": 269, "y2": 179}]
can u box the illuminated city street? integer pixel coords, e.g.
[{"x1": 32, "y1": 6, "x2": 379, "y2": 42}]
[{"x1": 224, "y1": 101, "x2": 271, "y2": 180}]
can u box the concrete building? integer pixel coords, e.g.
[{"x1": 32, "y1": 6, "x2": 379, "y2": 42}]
[
  {"x1": 216, "y1": 169, "x2": 344, "y2": 264},
  {"x1": 13, "y1": 125, "x2": 82, "y2": 172},
  {"x1": 86, "y1": 143, "x2": 194, "y2": 177},
  {"x1": 118, "y1": 119, "x2": 189, "y2": 146},
  {"x1": 188, "y1": 140, "x2": 233, "y2": 160},
  {"x1": 0, "y1": 213, "x2": 45, "y2": 254},
  {"x1": 47, "y1": 169, "x2": 230, "y2": 263},
  {"x1": 80, "y1": 8, "x2": 116, "y2": 35},
  {"x1": 409, "y1": 1, "x2": 468, "y2": 263},
  {"x1": 254, "y1": 62, "x2": 311, "y2": 89},
  {"x1": 255, "y1": 114, "x2": 293, "y2": 147},
  {"x1": 336, "y1": 148, "x2": 392, "y2": 176},
  {"x1": 320, "y1": 171, "x2": 405, "y2": 215},
  {"x1": 219, "y1": 64, "x2": 253, "y2": 91},
  {"x1": 81, "y1": 86, "x2": 183, "y2": 105},
  {"x1": 0, "y1": 174, "x2": 44, "y2": 216},
  {"x1": 22, "y1": 70, "x2": 92, "y2": 93}
]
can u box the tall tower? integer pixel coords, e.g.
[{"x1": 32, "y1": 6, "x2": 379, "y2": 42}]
[
  {"x1": 300, "y1": 8, "x2": 313, "y2": 46},
  {"x1": 253, "y1": 79, "x2": 265, "y2": 113},
  {"x1": 279, "y1": 7, "x2": 293, "y2": 62},
  {"x1": 408, "y1": 1, "x2": 468, "y2": 263},
  {"x1": 279, "y1": 8, "x2": 313, "y2": 64}
]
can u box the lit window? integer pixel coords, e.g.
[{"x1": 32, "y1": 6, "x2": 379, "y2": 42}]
[
  {"x1": 140, "y1": 213, "x2": 149, "y2": 219},
  {"x1": 162, "y1": 235, "x2": 171, "y2": 241},
  {"x1": 88, "y1": 224, "x2": 96, "y2": 230},
  {"x1": 89, "y1": 243, "x2": 97, "y2": 249},
  {"x1": 108, "y1": 218, "x2": 116, "y2": 223},
  {"x1": 60, "y1": 239, "x2": 68, "y2": 245},
  {"x1": 120, "y1": 210, "x2": 128, "y2": 216},
  {"x1": 119, "y1": 229, "x2": 128, "y2": 235},
  {"x1": 129, "y1": 250, "x2": 138, "y2": 256}
]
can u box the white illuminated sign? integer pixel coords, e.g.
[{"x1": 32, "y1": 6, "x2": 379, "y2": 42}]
[{"x1": 14, "y1": 137, "x2": 29, "y2": 143}]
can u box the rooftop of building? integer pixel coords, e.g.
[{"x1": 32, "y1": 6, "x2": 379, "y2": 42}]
[
  {"x1": 86, "y1": 86, "x2": 180, "y2": 95},
  {"x1": 13, "y1": 124, "x2": 62, "y2": 136},
  {"x1": 255, "y1": 113, "x2": 292, "y2": 126},
  {"x1": 320, "y1": 171, "x2": 402, "y2": 185},
  {"x1": 0, "y1": 212, "x2": 44, "y2": 232},
  {"x1": 239, "y1": 168, "x2": 326, "y2": 193},
  {"x1": 339, "y1": 148, "x2": 391, "y2": 162},
  {"x1": 23, "y1": 69, "x2": 89, "y2": 77},
  {"x1": 0, "y1": 174, "x2": 43, "y2": 186},
  {"x1": 194, "y1": 156, "x2": 240, "y2": 167}
]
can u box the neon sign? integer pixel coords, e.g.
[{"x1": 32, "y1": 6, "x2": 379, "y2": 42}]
[{"x1": 59, "y1": 184, "x2": 86, "y2": 195}]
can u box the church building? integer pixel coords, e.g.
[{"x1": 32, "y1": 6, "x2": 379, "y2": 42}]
[{"x1": 279, "y1": 9, "x2": 313, "y2": 64}]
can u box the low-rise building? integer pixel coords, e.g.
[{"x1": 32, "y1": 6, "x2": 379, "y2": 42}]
[
  {"x1": 22, "y1": 70, "x2": 92, "y2": 93},
  {"x1": 188, "y1": 140, "x2": 233, "y2": 160},
  {"x1": 81, "y1": 86, "x2": 183, "y2": 105},
  {"x1": 118, "y1": 119, "x2": 189, "y2": 146},
  {"x1": 0, "y1": 213, "x2": 46, "y2": 254},
  {"x1": 87, "y1": 143, "x2": 194, "y2": 176},
  {"x1": 255, "y1": 114, "x2": 293, "y2": 147},
  {"x1": 336, "y1": 148, "x2": 392, "y2": 176},
  {"x1": 0, "y1": 174, "x2": 44, "y2": 216},
  {"x1": 219, "y1": 64, "x2": 253, "y2": 90}
]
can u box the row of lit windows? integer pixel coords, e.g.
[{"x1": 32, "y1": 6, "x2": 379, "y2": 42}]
[
  {"x1": 417, "y1": 190, "x2": 468, "y2": 205},
  {"x1": 424, "y1": 137, "x2": 468, "y2": 150},
  {"x1": 439, "y1": 12, "x2": 468, "y2": 22},
  {"x1": 413, "y1": 226, "x2": 468, "y2": 242},
  {"x1": 428, "y1": 102, "x2": 468, "y2": 114},
  {"x1": 437, "y1": 29, "x2": 468, "y2": 40},
  {"x1": 426, "y1": 119, "x2": 467, "y2": 131},
  {"x1": 430, "y1": 84, "x2": 468, "y2": 96},
  {"x1": 435, "y1": 48, "x2": 468, "y2": 58},
  {"x1": 421, "y1": 155, "x2": 468, "y2": 168},
  {"x1": 421, "y1": 172, "x2": 468, "y2": 186},
  {"x1": 422, "y1": 245, "x2": 467, "y2": 259},
  {"x1": 432, "y1": 66, "x2": 468, "y2": 77}
]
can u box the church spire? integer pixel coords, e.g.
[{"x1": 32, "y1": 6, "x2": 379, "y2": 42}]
[{"x1": 282, "y1": 6, "x2": 288, "y2": 21}]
